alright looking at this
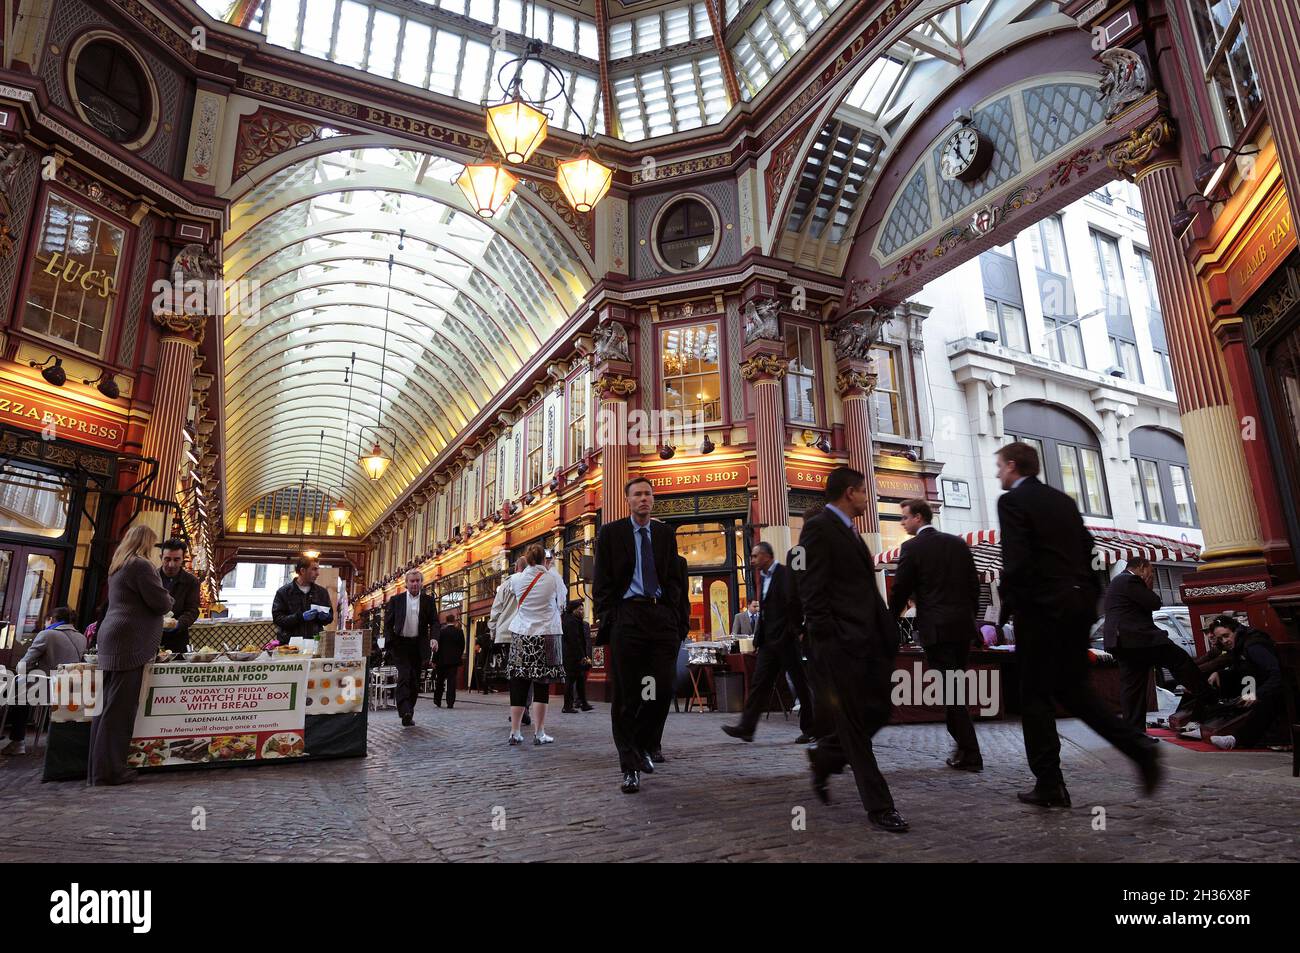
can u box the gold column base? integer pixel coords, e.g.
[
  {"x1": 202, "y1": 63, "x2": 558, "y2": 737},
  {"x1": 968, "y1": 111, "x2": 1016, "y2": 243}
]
[{"x1": 1180, "y1": 404, "x2": 1263, "y2": 561}]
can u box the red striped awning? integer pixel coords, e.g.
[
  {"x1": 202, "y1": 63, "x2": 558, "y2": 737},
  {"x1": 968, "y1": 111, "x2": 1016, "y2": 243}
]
[{"x1": 875, "y1": 527, "x2": 1200, "y2": 582}]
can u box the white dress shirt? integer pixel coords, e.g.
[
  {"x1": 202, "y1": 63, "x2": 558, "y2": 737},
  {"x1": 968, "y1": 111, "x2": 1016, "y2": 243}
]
[
  {"x1": 507, "y1": 565, "x2": 566, "y2": 636},
  {"x1": 401, "y1": 592, "x2": 420, "y2": 638}
]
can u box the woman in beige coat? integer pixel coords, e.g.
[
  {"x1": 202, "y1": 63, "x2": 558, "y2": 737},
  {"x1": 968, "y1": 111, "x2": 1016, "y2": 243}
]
[{"x1": 88, "y1": 524, "x2": 172, "y2": 785}]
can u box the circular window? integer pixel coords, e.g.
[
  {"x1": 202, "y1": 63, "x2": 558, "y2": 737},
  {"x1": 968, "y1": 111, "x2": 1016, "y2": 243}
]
[
  {"x1": 654, "y1": 197, "x2": 718, "y2": 272},
  {"x1": 71, "y1": 38, "x2": 154, "y2": 146}
]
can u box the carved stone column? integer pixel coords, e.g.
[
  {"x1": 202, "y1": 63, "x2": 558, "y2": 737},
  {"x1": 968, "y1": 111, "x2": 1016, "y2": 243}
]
[
  {"x1": 141, "y1": 314, "x2": 203, "y2": 520},
  {"x1": 741, "y1": 295, "x2": 791, "y2": 555},
  {"x1": 831, "y1": 309, "x2": 889, "y2": 541},
  {"x1": 593, "y1": 309, "x2": 636, "y2": 524}
]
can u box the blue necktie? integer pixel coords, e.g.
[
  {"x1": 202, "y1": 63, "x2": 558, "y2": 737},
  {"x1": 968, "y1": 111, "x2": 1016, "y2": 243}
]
[{"x1": 639, "y1": 526, "x2": 660, "y2": 597}]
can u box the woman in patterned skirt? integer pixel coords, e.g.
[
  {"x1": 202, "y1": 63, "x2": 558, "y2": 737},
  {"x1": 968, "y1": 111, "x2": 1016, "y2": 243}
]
[{"x1": 506, "y1": 543, "x2": 567, "y2": 745}]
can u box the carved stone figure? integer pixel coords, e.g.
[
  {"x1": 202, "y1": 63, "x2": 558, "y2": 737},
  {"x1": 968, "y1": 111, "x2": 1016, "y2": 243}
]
[
  {"x1": 171, "y1": 242, "x2": 223, "y2": 284},
  {"x1": 831, "y1": 309, "x2": 886, "y2": 362},
  {"x1": 594, "y1": 319, "x2": 630, "y2": 364},
  {"x1": 742, "y1": 298, "x2": 781, "y2": 345},
  {"x1": 1099, "y1": 48, "x2": 1149, "y2": 121},
  {"x1": 0, "y1": 141, "x2": 32, "y2": 189}
]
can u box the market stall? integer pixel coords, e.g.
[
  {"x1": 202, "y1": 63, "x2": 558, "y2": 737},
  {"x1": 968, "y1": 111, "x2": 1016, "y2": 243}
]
[{"x1": 42, "y1": 648, "x2": 368, "y2": 782}]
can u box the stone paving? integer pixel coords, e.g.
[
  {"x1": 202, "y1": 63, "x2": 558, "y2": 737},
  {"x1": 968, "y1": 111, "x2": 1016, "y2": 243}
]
[{"x1": 1, "y1": 693, "x2": 1296, "y2": 862}]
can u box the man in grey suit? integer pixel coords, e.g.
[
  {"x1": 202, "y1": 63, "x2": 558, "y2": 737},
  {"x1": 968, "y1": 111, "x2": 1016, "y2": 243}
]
[{"x1": 731, "y1": 600, "x2": 760, "y2": 637}]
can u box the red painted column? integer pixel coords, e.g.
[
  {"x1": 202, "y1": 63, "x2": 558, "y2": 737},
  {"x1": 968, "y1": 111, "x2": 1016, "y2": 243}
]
[
  {"x1": 595, "y1": 371, "x2": 635, "y2": 524},
  {"x1": 1241, "y1": 0, "x2": 1300, "y2": 228},
  {"x1": 740, "y1": 352, "x2": 790, "y2": 535},
  {"x1": 138, "y1": 328, "x2": 200, "y2": 516},
  {"x1": 836, "y1": 366, "x2": 880, "y2": 537}
]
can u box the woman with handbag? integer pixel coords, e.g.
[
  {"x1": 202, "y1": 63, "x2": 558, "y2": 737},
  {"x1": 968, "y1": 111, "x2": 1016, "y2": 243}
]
[{"x1": 506, "y1": 544, "x2": 568, "y2": 745}]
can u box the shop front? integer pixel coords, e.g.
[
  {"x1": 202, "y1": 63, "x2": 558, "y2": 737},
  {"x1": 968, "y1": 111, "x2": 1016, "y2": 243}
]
[
  {"x1": 640, "y1": 458, "x2": 753, "y2": 641},
  {"x1": 0, "y1": 381, "x2": 129, "y2": 668}
]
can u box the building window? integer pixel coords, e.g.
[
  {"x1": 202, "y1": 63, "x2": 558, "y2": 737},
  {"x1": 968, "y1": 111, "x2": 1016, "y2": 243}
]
[
  {"x1": 1111, "y1": 337, "x2": 1144, "y2": 383},
  {"x1": 568, "y1": 372, "x2": 589, "y2": 464},
  {"x1": 783, "y1": 324, "x2": 818, "y2": 425},
  {"x1": 869, "y1": 345, "x2": 903, "y2": 436},
  {"x1": 525, "y1": 409, "x2": 544, "y2": 490},
  {"x1": 985, "y1": 299, "x2": 1028, "y2": 352},
  {"x1": 1044, "y1": 316, "x2": 1085, "y2": 366},
  {"x1": 253, "y1": 564, "x2": 267, "y2": 589},
  {"x1": 1130, "y1": 427, "x2": 1199, "y2": 527},
  {"x1": 482, "y1": 444, "x2": 498, "y2": 516},
  {"x1": 661, "y1": 323, "x2": 721, "y2": 424},
  {"x1": 1188, "y1": 0, "x2": 1263, "y2": 141},
  {"x1": 1006, "y1": 400, "x2": 1110, "y2": 516},
  {"x1": 1092, "y1": 230, "x2": 1130, "y2": 325},
  {"x1": 72, "y1": 39, "x2": 154, "y2": 146},
  {"x1": 654, "y1": 197, "x2": 718, "y2": 272},
  {"x1": 22, "y1": 192, "x2": 124, "y2": 356}
]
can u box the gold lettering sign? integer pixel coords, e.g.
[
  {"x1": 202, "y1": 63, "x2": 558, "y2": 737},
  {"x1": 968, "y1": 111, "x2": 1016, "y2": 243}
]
[
  {"x1": 1227, "y1": 193, "x2": 1294, "y2": 308},
  {"x1": 41, "y1": 251, "x2": 117, "y2": 299},
  {"x1": 0, "y1": 379, "x2": 126, "y2": 450},
  {"x1": 646, "y1": 468, "x2": 746, "y2": 493}
]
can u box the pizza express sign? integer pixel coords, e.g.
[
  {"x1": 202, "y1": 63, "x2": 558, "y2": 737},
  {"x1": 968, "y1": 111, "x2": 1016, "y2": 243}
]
[{"x1": 0, "y1": 379, "x2": 126, "y2": 450}]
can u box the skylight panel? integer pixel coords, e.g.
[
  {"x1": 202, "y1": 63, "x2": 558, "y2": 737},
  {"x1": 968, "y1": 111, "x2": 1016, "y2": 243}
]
[
  {"x1": 665, "y1": 6, "x2": 691, "y2": 46},
  {"x1": 457, "y1": 38, "x2": 491, "y2": 102},
  {"x1": 264, "y1": 0, "x2": 302, "y2": 50},
  {"x1": 369, "y1": 10, "x2": 401, "y2": 77},
  {"x1": 577, "y1": 20, "x2": 598, "y2": 57},
  {"x1": 398, "y1": 21, "x2": 433, "y2": 86},
  {"x1": 430, "y1": 30, "x2": 462, "y2": 96},
  {"x1": 692, "y1": 3, "x2": 712, "y2": 37},
  {"x1": 609, "y1": 22, "x2": 634, "y2": 59},
  {"x1": 635, "y1": 14, "x2": 664, "y2": 54},
  {"x1": 300, "y1": 3, "x2": 335, "y2": 58}
]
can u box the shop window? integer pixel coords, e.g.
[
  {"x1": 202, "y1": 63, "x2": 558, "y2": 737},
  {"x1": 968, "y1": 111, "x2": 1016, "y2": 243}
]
[
  {"x1": 783, "y1": 323, "x2": 819, "y2": 425},
  {"x1": 568, "y1": 372, "x2": 589, "y2": 464},
  {"x1": 869, "y1": 345, "x2": 903, "y2": 436},
  {"x1": 22, "y1": 192, "x2": 123, "y2": 357},
  {"x1": 1006, "y1": 401, "x2": 1110, "y2": 517},
  {"x1": 677, "y1": 520, "x2": 730, "y2": 567},
  {"x1": 525, "y1": 409, "x2": 544, "y2": 489},
  {"x1": 1187, "y1": 0, "x2": 1263, "y2": 141},
  {"x1": 661, "y1": 323, "x2": 721, "y2": 424},
  {"x1": 72, "y1": 39, "x2": 153, "y2": 145},
  {"x1": 0, "y1": 466, "x2": 68, "y2": 539}
]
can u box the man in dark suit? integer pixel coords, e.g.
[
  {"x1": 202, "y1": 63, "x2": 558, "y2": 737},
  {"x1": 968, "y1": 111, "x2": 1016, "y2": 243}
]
[
  {"x1": 158, "y1": 538, "x2": 201, "y2": 654},
  {"x1": 383, "y1": 569, "x2": 437, "y2": 726},
  {"x1": 731, "y1": 600, "x2": 760, "y2": 637},
  {"x1": 434, "y1": 612, "x2": 466, "y2": 709},
  {"x1": 798, "y1": 466, "x2": 908, "y2": 833},
  {"x1": 888, "y1": 500, "x2": 983, "y2": 770},
  {"x1": 561, "y1": 600, "x2": 594, "y2": 713},
  {"x1": 639, "y1": 553, "x2": 691, "y2": 762},
  {"x1": 722, "y1": 541, "x2": 816, "y2": 743},
  {"x1": 593, "y1": 476, "x2": 685, "y2": 794},
  {"x1": 1103, "y1": 557, "x2": 1212, "y2": 735},
  {"x1": 995, "y1": 441, "x2": 1160, "y2": 807}
]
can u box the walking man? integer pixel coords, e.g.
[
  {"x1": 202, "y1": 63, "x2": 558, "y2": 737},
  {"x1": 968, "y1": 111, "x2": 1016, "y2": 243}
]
[{"x1": 383, "y1": 569, "x2": 436, "y2": 727}]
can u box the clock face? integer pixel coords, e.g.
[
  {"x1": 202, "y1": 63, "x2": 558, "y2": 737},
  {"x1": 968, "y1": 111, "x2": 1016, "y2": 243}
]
[{"x1": 940, "y1": 126, "x2": 984, "y2": 180}]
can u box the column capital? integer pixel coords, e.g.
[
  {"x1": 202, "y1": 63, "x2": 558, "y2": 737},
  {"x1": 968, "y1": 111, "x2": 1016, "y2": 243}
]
[
  {"x1": 739, "y1": 354, "x2": 788, "y2": 383},
  {"x1": 595, "y1": 372, "x2": 637, "y2": 398},
  {"x1": 835, "y1": 368, "x2": 878, "y2": 398},
  {"x1": 1105, "y1": 112, "x2": 1178, "y2": 182},
  {"x1": 153, "y1": 312, "x2": 206, "y2": 347}
]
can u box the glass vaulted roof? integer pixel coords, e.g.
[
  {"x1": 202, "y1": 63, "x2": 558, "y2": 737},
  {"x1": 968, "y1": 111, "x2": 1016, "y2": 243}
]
[
  {"x1": 195, "y1": 0, "x2": 860, "y2": 142},
  {"x1": 223, "y1": 146, "x2": 592, "y2": 533}
]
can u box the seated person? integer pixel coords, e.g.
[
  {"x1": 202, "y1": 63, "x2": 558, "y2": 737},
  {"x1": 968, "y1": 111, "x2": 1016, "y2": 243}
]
[
  {"x1": 1198, "y1": 615, "x2": 1287, "y2": 750},
  {"x1": 1, "y1": 607, "x2": 87, "y2": 756}
]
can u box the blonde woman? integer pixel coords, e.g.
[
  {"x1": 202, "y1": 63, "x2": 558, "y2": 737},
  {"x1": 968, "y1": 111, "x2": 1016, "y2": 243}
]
[
  {"x1": 506, "y1": 543, "x2": 567, "y2": 745},
  {"x1": 88, "y1": 524, "x2": 173, "y2": 785}
]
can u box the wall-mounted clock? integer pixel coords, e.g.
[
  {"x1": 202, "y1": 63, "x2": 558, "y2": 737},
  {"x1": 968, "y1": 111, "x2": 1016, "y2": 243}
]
[{"x1": 939, "y1": 121, "x2": 994, "y2": 183}]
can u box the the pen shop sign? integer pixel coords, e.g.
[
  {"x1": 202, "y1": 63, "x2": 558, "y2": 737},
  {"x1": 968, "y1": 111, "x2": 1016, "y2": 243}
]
[
  {"x1": 0, "y1": 378, "x2": 126, "y2": 451},
  {"x1": 643, "y1": 464, "x2": 749, "y2": 494}
]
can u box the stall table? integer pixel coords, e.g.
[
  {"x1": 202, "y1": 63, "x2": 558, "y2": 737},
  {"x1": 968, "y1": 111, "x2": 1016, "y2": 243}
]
[{"x1": 43, "y1": 655, "x2": 367, "y2": 782}]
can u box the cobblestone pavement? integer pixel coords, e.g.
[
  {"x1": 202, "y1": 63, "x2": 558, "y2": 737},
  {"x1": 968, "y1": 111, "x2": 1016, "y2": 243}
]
[{"x1": 1, "y1": 693, "x2": 1296, "y2": 862}]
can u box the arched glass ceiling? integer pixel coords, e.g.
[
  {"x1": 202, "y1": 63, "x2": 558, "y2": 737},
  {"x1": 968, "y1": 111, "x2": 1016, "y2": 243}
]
[
  {"x1": 223, "y1": 145, "x2": 593, "y2": 533},
  {"x1": 778, "y1": 0, "x2": 1070, "y2": 271}
]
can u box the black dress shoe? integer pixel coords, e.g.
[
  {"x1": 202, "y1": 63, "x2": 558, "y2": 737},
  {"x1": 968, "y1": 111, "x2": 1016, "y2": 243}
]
[
  {"x1": 621, "y1": 771, "x2": 640, "y2": 794},
  {"x1": 580, "y1": 704, "x2": 594, "y2": 711},
  {"x1": 401, "y1": 715, "x2": 414, "y2": 727},
  {"x1": 945, "y1": 755, "x2": 984, "y2": 772},
  {"x1": 721, "y1": 724, "x2": 754, "y2": 742},
  {"x1": 1138, "y1": 748, "x2": 1163, "y2": 797},
  {"x1": 867, "y1": 809, "x2": 910, "y2": 833},
  {"x1": 641, "y1": 752, "x2": 655, "y2": 774},
  {"x1": 561, "y1": 707, "x2": 577, "y2": 713},
  {"x1": 1017, "y1": 784, "x2": 1071, "y2": 808},
  {"x1": 794, "y1": 734, "x2": 815, "y2": 745},
  {"x1": 647, "y1": 749, "x2": 665, "y2": 762},
  {"x1": 806, "y1": 748, "x2": 830, "y2": 805}
]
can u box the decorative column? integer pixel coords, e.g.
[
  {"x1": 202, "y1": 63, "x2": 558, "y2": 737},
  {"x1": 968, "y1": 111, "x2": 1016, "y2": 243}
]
[
  {"x1": 740, "y1": 295, "x2": 791, "y2": 555},
  {"x1": 830, "y1": 308, "x2": 889, "y2": 544},
  {"x1": 1114, "y1": 119, "x2": 1264, "y2": 567},
  {"x1": 1241, "y1": 0, "x2": 1300, "y2": 229},
  {"x1": 140, "y1": 316, "x2": 202, "y2": 520},
  {"x1": 593, "y1": 310, "x2": 636, "y2": 524}
]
